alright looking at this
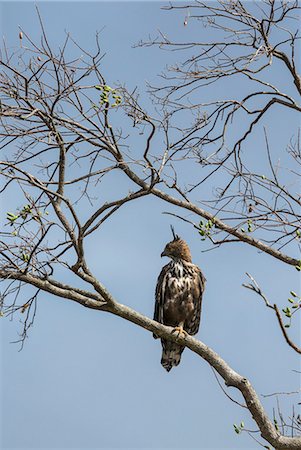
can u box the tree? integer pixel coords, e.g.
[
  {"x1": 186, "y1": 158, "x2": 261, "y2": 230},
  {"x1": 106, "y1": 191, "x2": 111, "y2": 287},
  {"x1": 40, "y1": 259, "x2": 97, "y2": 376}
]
[{"x1": 0, "y1": 2, "x2": 300, "y2": 449}]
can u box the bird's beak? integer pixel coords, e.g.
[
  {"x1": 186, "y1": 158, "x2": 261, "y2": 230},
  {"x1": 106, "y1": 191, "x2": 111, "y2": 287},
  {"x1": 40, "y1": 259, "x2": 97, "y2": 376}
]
[{"x1": 161, "y1": 251, "x2": 167, "y2": 258}]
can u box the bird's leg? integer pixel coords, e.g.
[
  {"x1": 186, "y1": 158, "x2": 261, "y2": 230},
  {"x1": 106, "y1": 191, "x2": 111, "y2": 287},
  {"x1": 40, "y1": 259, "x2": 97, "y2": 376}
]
[{"x1": 171, "y1": 323, "x2": 188, "y2": 339}]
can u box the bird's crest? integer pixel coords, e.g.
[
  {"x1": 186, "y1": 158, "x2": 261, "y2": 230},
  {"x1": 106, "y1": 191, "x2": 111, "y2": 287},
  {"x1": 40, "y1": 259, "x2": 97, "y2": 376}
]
[{"x1": 170, "y1": 225, "x2": 180, "y2": 241}]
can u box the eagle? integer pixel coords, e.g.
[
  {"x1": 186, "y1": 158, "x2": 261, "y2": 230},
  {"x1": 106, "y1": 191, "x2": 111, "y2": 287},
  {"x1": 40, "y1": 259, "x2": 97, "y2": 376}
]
[{"x1": 153, "y1": 228, "x2": 206, "y2": 372}]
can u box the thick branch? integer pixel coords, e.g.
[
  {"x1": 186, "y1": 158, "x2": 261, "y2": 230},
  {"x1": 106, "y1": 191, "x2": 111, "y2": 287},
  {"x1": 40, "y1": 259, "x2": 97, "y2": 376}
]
[
  {"x1": 0, "y1": 270, "x2": 106, "y2": 308},
  {"x1": 0, "y1": 268, "x2": 300, "y2": 450},
  {"x1": 108, "y1": 157, "x2": 299, "y2": 267},
  {"x1": 151, "y1": 188, "x2": 299, "y2": 267}
]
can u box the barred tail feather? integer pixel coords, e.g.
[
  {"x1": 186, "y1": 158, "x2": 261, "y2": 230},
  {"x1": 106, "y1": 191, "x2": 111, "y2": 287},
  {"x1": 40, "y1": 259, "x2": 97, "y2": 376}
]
[{"x1": 161, "y1": 339, "x2": 185, "y2": 372}]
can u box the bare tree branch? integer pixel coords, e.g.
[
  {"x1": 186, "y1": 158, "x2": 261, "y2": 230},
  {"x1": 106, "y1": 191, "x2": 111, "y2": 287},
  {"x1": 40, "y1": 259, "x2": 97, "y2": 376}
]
[{"x1": 1, "y1": 4, "x2": 300, "y2": 449}]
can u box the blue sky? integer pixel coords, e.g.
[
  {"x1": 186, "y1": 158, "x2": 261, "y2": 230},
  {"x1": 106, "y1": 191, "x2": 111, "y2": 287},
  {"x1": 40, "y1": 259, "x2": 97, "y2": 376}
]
[{"x1": 1, "y1": 2, "x2": 300, "y2": 450}]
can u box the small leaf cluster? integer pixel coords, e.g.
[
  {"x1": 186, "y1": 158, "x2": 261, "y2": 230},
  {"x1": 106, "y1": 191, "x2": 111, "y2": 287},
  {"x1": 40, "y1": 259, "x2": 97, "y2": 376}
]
[
  {"x1": 296, "y1": 229, "x2": 301, "y2": 239},
  {"x1": 233, "y1": 421, "x2": 244, "y2": 434},
  {"x1": 282, "y1": 306, "x2": 292, "y2": 319},
  {"x1": 95, "y1": 85, "x2": 122, "y2": 108},
  {"x1": 274, "y1": 418, "x2": 279, "y2": 431},
  {"x1": 198, "y1": 219, "x2": 214, "y2": 239},
  {"x1": 283, "y1": 290, "x2": 301, "y2": 327},
  {"x1": 240, "y1": 219, "x2": 253, "y2": 233},
  {"x1": 20, "y1": 250, "x2": 30, "y2": 262},
  {"x1": 6, "y1": 212, "x2": 19, "y2": 225},
  {"x1": 20, "y1": 204, "x2": 32, "y2": 219},
  {"x1": 7, "y1": 204, "x2": 33, "y2": 224},
  {"x1": 7, "y1": 204, "x2": 46, "y2": 235}
]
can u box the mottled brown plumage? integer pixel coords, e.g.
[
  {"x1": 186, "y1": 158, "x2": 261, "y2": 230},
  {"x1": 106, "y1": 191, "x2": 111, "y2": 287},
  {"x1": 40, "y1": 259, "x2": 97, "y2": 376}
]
[{"x1": 154, "y1": 232, "x2": 206, "y2": 371}]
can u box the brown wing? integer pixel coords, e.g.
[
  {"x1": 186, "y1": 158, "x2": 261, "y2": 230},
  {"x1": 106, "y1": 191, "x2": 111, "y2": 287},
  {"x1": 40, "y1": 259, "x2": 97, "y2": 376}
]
[
  {"x1": 184, "y1": 266, "x2": 206, "y2": 336},
  {"x1": 153, "y1": 263, "x2": 171, "y2": 338}
]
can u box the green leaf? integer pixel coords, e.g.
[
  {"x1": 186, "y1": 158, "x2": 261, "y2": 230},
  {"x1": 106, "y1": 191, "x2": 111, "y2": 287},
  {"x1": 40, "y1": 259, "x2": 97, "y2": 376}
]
[
  {"x1": 95, "y1": 85, "x2": 102, "y2": 91},
  {"x1": 233, "y1": 424, "x2": 240, "y2": 434},
  {"x1": 290, "y1": 291, "x2": 298, "y2": 298},
  {"x1": 282, "y1": 307, "x2": 291, "y2": 316},
  {"x1": 20, "y1": 205, "x2": 31, "y2": 219},
  {"x1": 6, "y1": 212, "x2": 19, "y2": 222},
  {"x1": 284, "y1": 324, "x2": 290, "y2": 328},
  {"x1": 21, "y1": 252, "x2": 30, "y2": 262},
  {"x1": 240, "y1": 421, "x2": 244, "y2": 429}
]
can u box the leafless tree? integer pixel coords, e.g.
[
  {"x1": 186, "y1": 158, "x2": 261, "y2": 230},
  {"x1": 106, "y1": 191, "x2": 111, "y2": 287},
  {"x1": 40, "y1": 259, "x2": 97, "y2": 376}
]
[
  {"x1": 138, "y1": 0, "x2": 301, "y2": 352},
  {"x1": 0, "y1": 2, "x2": 300, "y2": 449}
]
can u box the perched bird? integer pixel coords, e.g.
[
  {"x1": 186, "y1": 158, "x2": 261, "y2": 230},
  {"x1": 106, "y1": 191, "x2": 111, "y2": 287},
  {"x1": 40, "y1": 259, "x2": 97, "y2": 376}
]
[{"x1": 153, "y1": 227, "x2": 206, "y2": 372}]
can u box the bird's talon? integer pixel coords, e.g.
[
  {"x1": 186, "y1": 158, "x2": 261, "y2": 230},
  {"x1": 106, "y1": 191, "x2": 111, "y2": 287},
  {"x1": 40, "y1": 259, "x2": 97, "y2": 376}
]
[{"x1": 171, "y1": 326, "x2": 188, "y2": 339}]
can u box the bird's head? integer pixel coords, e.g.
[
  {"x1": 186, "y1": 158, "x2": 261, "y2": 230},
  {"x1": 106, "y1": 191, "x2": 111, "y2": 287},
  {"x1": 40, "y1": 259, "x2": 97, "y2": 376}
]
[{"x1": 161, "y1": 227, "x2": 192, "y2": 262}]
